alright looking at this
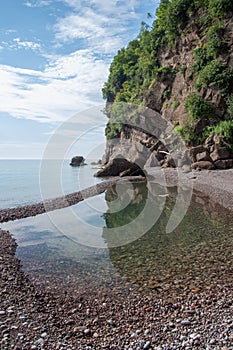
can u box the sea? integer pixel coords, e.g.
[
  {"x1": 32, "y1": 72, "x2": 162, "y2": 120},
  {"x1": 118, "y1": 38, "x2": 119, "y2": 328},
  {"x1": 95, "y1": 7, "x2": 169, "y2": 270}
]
[
  {"x1": 0, "y1": 159, "x2": 102, "y2": 209},
  {"x1": 0, "y1": 159, "x2": 232, "y2": 294}
]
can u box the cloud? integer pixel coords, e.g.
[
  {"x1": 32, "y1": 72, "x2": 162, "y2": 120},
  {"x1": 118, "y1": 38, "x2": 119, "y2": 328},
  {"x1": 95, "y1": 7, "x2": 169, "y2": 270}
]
[
  {"x1": 0, "y1": 0, "x2": 154, "y2": 125},
  {"x1": 54, "y1": 0, "x2": 141, "y2": 53},
  {"x1": 0, "y1": 50, "x2": 109, "y2": 123},
  {"x1": 23, "y1": 0, "x2": 52, "y2": 7},
  {"x1": 1, "y1": 38, "x2": 42, "y2": 52},
  {"x1": 13, "y1": 38, "x2": 41, "y2": 51}
]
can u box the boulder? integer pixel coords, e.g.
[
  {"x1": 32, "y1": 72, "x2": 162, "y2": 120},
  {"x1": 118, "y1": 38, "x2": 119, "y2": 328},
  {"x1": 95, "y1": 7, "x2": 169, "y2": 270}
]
[
  {"x1": 192, "y1": 161, "x2": 215, "y2": 170},
  {"x1": 94, "y1": 157, "x2": 145, "y2": 177},
  {"x1": 70, "y1": 156, "x2": 85, "y2": 166},
  {"x1": 196, "y1": 150, "x2": 212, "y2": 162},
  {"x1": 214, "y1": 159, "x2": 233, "y2": 169},
  {"x1": 210, "y1": 146, "x2": 231, "y2": 161},
  {"x1": 189, "y1": 146, "x2": 206, "y2": 163}
]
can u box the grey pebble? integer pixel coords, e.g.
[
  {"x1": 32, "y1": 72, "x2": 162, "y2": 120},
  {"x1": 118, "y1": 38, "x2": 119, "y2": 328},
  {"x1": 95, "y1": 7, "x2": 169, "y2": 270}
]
[{"x1": 181, "y1": 319, "x2": 191, "y2": 326}]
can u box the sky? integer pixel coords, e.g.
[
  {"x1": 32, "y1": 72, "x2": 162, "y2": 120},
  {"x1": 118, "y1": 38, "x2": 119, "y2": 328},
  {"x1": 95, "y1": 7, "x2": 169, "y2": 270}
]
[{"x1": 0, "y1": 0, "x2": 157, "y2": 159}]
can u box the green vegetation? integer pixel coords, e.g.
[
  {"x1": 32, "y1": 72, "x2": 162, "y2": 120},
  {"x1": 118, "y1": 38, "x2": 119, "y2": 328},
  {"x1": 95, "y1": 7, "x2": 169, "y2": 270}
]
[
  {"x1": 208, "y1": 0, "x2": 233, "y2": 18},
  {"x1": 185, "y1": 93, "x2": 214, "y2": 121},
  {"x1": 172, "y1": 101, "x2": 180, "y2": 109},
  {"x1": 105, "y1": 120, "x2": 123, "y2": 140},
  {"x1": 103, "y1": 0, "x2": 233, "y2": 144},
  {"x1": 175, "y1": 124, "x2": 199, "y2": 145},
  {"x1": 227, "y1": 94, "x2": 233, "y2": 118},
  {"x1": 195, "y1": 61, "x2": 233, "y2": 96},
  {"x1": 205, "y1": 120, "x2": 233, "y2": 151}
]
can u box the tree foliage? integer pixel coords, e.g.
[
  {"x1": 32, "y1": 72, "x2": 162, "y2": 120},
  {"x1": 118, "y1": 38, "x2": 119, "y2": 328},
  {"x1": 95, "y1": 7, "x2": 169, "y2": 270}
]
[{"x1": 102, "y1": 0, "x2": 233, "y2": 141}]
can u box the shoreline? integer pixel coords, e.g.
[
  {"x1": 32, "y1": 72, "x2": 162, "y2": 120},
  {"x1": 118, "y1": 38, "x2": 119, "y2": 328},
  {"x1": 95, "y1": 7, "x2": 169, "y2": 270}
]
[
  {"x1": 146, "y1": 168, "x2": 233, "y2": 212},
  {"x1": 0, "y1": 169, "x2": 233, "y2": 349},
  {"x1": 0, "y1": 176, "x2": 145, "y2": 223}
]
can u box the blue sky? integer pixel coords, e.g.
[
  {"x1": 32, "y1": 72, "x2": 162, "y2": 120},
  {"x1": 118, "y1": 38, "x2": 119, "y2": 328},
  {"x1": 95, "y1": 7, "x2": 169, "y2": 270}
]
[{"x1": 0, "y1": 0, "x2": 157, "y2": 159}]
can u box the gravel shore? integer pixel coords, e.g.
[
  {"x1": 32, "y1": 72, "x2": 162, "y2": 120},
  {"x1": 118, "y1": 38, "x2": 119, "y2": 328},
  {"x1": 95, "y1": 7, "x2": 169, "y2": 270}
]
[
  {"x1": 147, "y1": 168, "x2": 233, "y2": 212},
  {"x1": 0, "y1": 169, "x2": 233, "y2": 349}
]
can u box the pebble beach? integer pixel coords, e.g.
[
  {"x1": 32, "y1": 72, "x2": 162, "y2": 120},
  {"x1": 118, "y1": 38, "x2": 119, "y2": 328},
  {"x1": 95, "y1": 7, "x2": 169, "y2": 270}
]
[{"x1": 0, "y1": 169, "x2": 233, "y2": 350}]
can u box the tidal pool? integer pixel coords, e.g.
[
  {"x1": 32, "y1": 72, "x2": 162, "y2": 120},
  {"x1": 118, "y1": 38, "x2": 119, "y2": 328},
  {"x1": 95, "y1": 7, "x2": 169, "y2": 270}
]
[{"x1": 2, "y1": 181, "x2": 233, "y2": 296}]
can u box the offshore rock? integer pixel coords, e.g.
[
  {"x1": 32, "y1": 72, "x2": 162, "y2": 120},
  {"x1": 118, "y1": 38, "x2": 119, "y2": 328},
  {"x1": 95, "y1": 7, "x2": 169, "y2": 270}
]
[{"x1": 70, "y1": 156, "x2": 85, "y2": 166}]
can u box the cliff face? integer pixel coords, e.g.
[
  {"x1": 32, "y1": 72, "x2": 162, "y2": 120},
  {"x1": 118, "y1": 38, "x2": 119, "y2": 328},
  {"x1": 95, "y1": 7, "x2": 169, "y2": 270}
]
[
  {"x1": 100, "y1": 1, "x2": 233, "y2": 173},
  {"x1": 145, "y1": 17, "x2": 233, "y2": 124}
]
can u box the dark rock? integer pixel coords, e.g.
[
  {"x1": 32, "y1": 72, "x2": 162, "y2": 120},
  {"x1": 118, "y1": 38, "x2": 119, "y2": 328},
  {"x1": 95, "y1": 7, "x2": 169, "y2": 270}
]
[
  {"x1": 70, "y1": 156, "x2": 85, "y2": 166},
  {"x1": 214, "y1": 159, "x2": 233, "y2": 169},
  {"x1": 210, "y1": 147, "x2": 232, "y2": 161},
  {"x1": 119, "y1": 167, "x2": 145, "y2": 177},
  {"x1": 163, "y1": 155, "x2": 176, "y2": 168},
  {"x1": 196, "y1": 150, "x2": 211, "y2": 162},
  {"x1": 95, "y1": 157, "x2": 144, "y2": 177},
  {"x1": 189, "y1": 146, "x2": 206, "y2": 163},
  {"x1": 192, "y1": 161, "x2": 215, "y2": 170}
]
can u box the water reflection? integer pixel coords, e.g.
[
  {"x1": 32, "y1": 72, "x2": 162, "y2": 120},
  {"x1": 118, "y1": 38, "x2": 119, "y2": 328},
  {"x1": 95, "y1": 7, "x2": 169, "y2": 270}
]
[
  {"x1": 2, "y1": 181, "x2": 232, "y2": 296},
  {"x1": 103, "y1": 183, "x2": 233, "y2": 295}
]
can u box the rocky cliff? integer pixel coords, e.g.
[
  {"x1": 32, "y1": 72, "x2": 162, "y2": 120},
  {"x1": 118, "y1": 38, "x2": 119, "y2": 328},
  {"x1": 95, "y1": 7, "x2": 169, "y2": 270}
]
[{"x1": 99, "y1": 0, "x2": 233, "y2": 175}]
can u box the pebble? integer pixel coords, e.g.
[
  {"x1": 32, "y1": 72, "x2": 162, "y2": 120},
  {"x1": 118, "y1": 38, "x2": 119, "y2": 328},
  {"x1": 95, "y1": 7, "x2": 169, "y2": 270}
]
[
  {"x1": 143, "y1": 341, "x2": 151, "y2": 349},
  {"x1": 83, "y1": 329, "x2": 90, "y2": 336},
  {"x1": 1, "y1": 217, "x2": 233, "y2": 350},
  {"x1": 189, "y1": 333, "x2": 200, "y2": 340},
  {"x1": 181, "y1": 319, "x2": 191, "y2": 326}
]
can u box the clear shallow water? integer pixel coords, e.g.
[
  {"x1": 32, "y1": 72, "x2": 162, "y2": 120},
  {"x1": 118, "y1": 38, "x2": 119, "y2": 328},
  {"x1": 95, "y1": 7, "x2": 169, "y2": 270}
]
[{"x1": 1, "y1": 162, "x2": 233, "y2": 296}]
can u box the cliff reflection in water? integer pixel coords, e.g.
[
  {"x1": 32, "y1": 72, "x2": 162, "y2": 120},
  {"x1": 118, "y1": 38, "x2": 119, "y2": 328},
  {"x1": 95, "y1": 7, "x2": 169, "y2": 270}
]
[{"x1": 103, "y1": 182, "x2": 233, "y2": 296}]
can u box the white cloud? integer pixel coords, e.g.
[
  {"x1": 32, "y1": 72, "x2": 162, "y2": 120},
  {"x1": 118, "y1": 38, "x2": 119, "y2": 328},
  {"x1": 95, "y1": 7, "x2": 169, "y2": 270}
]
[
  {"x1": 54, "y1": 0, "x2": 141, "y2": 53},
  {"x1": 0, "y1": 50, "x2": 109, "y2": 123},
  {"x1": 0, "y1": 0, "x2": 153, "y2": 125},
  {"x1": 13, "y1": 38, "x2": 41, "y2": 51},
  {"x1": 23, "y1": 0, "x2": 52, "y2": 7}
]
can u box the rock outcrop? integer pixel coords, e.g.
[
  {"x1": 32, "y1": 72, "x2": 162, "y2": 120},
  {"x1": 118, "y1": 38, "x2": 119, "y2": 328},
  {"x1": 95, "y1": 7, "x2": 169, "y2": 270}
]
[
  {"x1": 95, "y1": 156, "x2": 145, "y2": 177},
  {"x1": 100, "y1": 123, "x2": 233, "y2": 175},
  {"x1": 101, "y1": 2, "x2": 233, "y2": 173}
]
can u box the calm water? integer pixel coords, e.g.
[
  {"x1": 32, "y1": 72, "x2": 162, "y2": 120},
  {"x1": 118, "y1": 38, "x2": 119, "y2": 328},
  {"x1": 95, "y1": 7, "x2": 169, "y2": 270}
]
[
  {"x1": 0, "y1": 159, "x2": 102, "y2": 209},
  {"x1": 1, "y1": 160, "x2": 233, "y2": 295}
]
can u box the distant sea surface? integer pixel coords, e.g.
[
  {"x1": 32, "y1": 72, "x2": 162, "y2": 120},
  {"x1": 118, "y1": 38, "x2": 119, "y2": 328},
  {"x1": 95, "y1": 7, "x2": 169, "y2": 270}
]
[{"x1": 0, "y1": 159, "x2": 101, "y2": 209}]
